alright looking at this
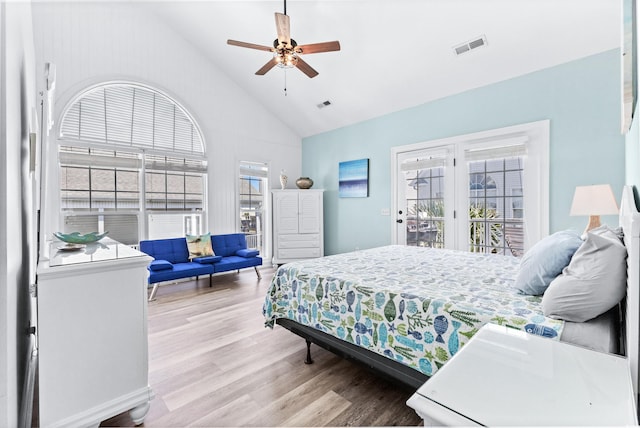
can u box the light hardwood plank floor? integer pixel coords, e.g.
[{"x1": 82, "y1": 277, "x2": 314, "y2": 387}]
[{"x1": 101, "y1": 266, "x2": 423, "y2": 427}]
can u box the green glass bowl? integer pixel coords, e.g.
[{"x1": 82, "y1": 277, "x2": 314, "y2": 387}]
[{"x1": 54, "y1": 231, "x2": 109, "y2": 244}]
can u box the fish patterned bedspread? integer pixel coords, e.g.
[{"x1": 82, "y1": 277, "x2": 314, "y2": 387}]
[{"x1": 263, "y1": 245, "x2": 564, "y2": 377}]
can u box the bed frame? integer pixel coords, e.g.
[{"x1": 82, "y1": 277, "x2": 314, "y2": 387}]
[
  {"x1": 277, "y1": 185, "x2": 640, "y2": 402},
  {"x1": 621, "y1": 184, "x2": 640, "y2": 406}
]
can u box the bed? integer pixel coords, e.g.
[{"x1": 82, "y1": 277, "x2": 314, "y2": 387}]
[{"x1": 263, "y1": 185, "x2": 640, "y2": 402}]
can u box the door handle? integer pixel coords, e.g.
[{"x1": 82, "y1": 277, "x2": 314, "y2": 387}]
[{"x1": 396, "y1": 219, "x2": 403, "y2": 224}]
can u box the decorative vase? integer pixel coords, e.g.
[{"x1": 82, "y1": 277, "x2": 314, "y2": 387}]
[
  {"x1": 296, "y1": 177, "x2": 314, "y2": 189},
  {"x1": 279, "y1": 170, "x2": 288, "y2": 190}
]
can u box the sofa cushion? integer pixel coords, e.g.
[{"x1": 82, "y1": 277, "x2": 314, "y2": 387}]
[
  {"x1": 236, "y1": 248, "x2": 259, "y2": 258},
  {"x1": 186, "y1": 233, "x2": 214, "y2": 258},
  {"x1": 139, "y1": 238, "x2": 190, "y2": 264},
  {"x1": 211, "y1": 233, "x2": 249, "y2": 257},
  {"x1": 149, "y1": 260, "x2": 173, "y2": 271},
  {"x1": 193, "y1": 255, "x2": 222, "y2": 264},
  {"x1": 147, "y1": 261, "x2": 214, "y2": 283},
  {"x1": 213, "y1": 255, "x2": 262, "y2": 273}
]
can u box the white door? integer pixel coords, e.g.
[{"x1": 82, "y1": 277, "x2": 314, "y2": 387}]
[
  {"x1": 394, "y1": 146, "x2": 455, "y2": 248},
  {"x1": 273, "y1": 191, "x2": 299, "y2": 234},
  {"x1": 299, "y1": 191, "x2": 321, "y2": 234}
]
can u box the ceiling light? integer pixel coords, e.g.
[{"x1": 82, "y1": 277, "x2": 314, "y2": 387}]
[{"x1": 274, "y1": 38, "x2": 298, "y2": 69}]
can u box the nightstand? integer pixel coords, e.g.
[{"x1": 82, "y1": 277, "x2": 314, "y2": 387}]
[{"x1": 407, "y1": 323, "x2": 638, "y2": 426}]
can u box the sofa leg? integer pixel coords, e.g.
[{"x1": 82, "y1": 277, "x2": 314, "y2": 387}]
[
  {"x1": 254, "y1": 266, "x2": 262, "y2": 280},
  {"x1": 209, "y1": 274, "x2": 212, "y2": 287},
  {"x1": 148, "y1": 283, "x2": 159, "y2": 302}
]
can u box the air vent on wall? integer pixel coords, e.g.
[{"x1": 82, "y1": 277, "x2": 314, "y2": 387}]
[
  {"x1": 453, "y1": 35, "x2": 487, "y2": 56},
  {"x1": 317, "y1": 100, "x2": 332, "y2": 109}
]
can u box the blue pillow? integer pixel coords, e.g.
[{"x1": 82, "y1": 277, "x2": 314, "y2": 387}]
[
  {"x1": 149, "y1": 260, "x2": 173, "y2": 271},
  {"x1": 236, "y1": 248, "x2": 259, "y2": 258},
  {"x1": 193, "y1": 255, "x2": 222, "y2": 264},
  {"x1": 513, "y1": 230, "x2": 583, "y2": 295}
]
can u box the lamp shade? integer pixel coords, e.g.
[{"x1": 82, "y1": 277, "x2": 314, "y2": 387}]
[{"x1": 570, "y1": 184, "x2": 619, "y2": 216}]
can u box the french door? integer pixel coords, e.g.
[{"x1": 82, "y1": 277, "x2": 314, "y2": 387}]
[
  {"x1": 395, "y1": 146, "x2": 455, "y2": 249},
  {"x1": 391, "y1": 121, "x2": 549, "y2": 254}
]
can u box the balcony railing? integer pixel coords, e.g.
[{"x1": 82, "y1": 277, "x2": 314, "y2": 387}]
[{"x1": 245, "y1": 233, "x2": 263, "y2": 251}]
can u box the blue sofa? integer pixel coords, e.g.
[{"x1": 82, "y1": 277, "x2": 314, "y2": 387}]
[{"x1": 139, "y1": 233, "x2": 262, "y2": 300}]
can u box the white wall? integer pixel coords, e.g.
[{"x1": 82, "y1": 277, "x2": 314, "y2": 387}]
[
  {"x1": 0, "y1": 1, "x2": 37, "y2": 426},
  {"x1": 31, "y1": 1, "x2": 303, "y2": 239}
]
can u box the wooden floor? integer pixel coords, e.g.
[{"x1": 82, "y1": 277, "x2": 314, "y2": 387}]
[{"x1": 101, "y1": 266, "x2": 423, "y2": 427}]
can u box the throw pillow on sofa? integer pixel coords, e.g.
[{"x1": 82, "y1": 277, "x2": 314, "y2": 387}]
[
  {"x1": 186, "y1": 233, "x2": 214, "y2": 258},
  {"x1": 149, "y1": 260, "x2": 173, "y2": 271},
  {"x1": 236, "y1": 248, "x2": 259, "y2": 258}
]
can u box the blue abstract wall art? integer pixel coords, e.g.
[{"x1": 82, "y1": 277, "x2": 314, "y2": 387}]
[{"x1": 339, "y1": 158, "x2": 369, "y2": 198}]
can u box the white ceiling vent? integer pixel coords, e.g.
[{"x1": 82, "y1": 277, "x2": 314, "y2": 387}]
[
  {"x1": 453, "y1": 35, "x2": 488, "y2": 56},
  {"x1": 317, "y1": 100, "x2": 332, "y2": 109}
]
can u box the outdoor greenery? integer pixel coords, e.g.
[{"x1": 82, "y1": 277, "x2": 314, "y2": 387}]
[
  {"x1": 409, "y1": 201, "x2": 503, "y2": 252},
  {"x1": 468, "y1": 205, "x2": 501, "y2": 252}
]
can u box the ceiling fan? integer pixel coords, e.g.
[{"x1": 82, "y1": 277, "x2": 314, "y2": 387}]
[{"x1": 227, "y1": 0, "x2": 341, "y2": 78}]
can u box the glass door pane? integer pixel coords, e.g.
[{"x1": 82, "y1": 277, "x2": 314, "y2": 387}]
[
  {"x1": 239, "y1": 162, "x2": 268, "y2": 256},
  {"x1": 467, "y1": 157, "x2": 525, "y2": 256},
  {"x1": 404, "y1": 167, "x2": 445, "y2": 248},
  {"x1": 395, "y1": 147, "x2": 453, "y2": 248}
]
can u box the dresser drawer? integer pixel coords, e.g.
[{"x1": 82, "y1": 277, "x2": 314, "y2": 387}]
[
  {"x1": 278, "y1": 234, "x2": 320, "y2": 248},
  {"x1": 278, "y1": 247, "x2": 322, "y2": 259}
]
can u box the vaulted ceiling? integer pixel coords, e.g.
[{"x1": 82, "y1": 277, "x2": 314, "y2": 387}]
[{"x1": 148, "y1": 0, "x2": 621, "y2": 138}]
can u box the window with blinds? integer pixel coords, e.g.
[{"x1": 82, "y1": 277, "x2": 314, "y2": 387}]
[
  {"x1": 60, "y1": 83, "x2": 204, "y2": 154},
  {"x1": 58, "y1": 82, "x2": 207, "y2": 243}
]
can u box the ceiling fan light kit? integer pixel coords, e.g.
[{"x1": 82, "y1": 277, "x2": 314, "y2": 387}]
[{"x1": 227, "y1": 0, "x2": 340, "y2": 79}]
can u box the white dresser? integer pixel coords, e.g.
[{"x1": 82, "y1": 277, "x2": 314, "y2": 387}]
[
  {"x1": 272, "y1": 189, "x2": 324, "y2": 265},
  {"x1": 36, "y1": 239, "x2": 153, "y2": 427},
  {"x1": 407, "y1": 323, "x2": 638, "y2": 426}
]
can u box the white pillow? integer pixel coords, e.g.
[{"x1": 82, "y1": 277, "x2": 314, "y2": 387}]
[{"x1": 542, "y1": 226, "x2": 627, "y2": 322}]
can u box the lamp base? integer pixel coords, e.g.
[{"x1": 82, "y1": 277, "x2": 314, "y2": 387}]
[{"x1": 583, "y1": 215, "x2": 601, "y2": 235}]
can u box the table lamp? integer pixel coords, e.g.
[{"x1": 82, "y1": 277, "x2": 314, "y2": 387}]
[{"x1": 569, "y1": 184, "x2": 619, "y2": 234}]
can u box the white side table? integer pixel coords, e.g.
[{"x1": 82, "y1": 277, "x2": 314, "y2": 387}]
[{"x1": 407, "y1": 323, "x2": 638, "y2": 426}]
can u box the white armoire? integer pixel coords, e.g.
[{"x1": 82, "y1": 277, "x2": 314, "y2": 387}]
[{"x1": 272, "y1": 189, "x2": 324, "y2": 265}]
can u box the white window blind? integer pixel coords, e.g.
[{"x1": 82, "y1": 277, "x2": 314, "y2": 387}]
[
  {"x1": 463, "y1": 136, "x2": 528, "y2": 162},
  {"x1": 63, "y1": 214, "x2": 139, "y2": 246},
  {"x1": 145, "y1": 154, "x2": 207, "y2": 173},
  {"x1": 59, "y1": 150, "x2": 142, "y2": 170},
  {"x1": 240, "y1": 162, "x2": 269, "y2": 178},
  {"x1": 400, "y1": 149, "x2": 448, "y2": 172},
  {"x1": 400, "y1": 157, "x2": 447, "y2": 172},
  {"x1": 60, "y1": 83, "x2": 204, "y2": 155}
]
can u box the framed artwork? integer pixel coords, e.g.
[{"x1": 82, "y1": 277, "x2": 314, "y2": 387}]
[
  {"x1": 622, "y1": 0, "x2": 637, "y2": 133},
  {"x1": 339, "y1": 158, "x2": 369, "y2": 198}
]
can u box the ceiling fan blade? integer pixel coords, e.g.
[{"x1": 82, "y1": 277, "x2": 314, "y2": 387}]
[
  {"x1": 295, "y1": 41, "x2": 341, "y2": 55},
  {"x1": 227, "y1": 39, "x2": 274, "y2": 52},
  {"x1": 275, "y1": 12, "x2": 291, "y2": 46},
  {"x1": 295, "y1": 57, "x2": 319, "y2": 78},
  {"x1": 256, "y1": 58, "x2": 279, "y2": 75}
]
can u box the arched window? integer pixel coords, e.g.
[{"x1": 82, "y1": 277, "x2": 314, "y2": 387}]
[{"x1": 58, "y1": 82, "x2": 207, "y2": 245}]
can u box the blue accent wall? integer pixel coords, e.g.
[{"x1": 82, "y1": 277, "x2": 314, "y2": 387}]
[{"x1": 303, "y1": 49, "x2": 625, "y2": 255}]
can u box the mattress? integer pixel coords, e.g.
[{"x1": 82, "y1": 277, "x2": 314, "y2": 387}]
[
  {"x1": 561, "y1": 306, "x2": 620, "y2": 354},
  {"x1": 264, "y1": 245, "x2": 586, "y2": 378}
]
